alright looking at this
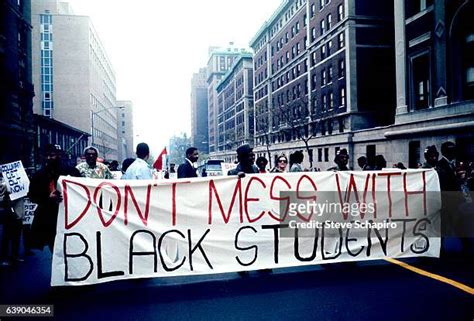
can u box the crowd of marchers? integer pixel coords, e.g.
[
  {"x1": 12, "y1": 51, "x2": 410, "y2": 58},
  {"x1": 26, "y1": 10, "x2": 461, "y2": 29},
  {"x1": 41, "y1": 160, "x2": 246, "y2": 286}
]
[{"x1": 0, "y1": 140, "x2": 472, "y2": 267}]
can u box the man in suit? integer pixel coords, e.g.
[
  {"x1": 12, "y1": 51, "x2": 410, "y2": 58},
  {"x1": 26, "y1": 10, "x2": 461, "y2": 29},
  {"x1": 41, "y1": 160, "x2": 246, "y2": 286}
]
[
  {"x1": 437, "y1": 142, "x2": 460, "y2": 192},
  {"x1": 178, "y1": 147, "x2": 199, "y2": 178}
]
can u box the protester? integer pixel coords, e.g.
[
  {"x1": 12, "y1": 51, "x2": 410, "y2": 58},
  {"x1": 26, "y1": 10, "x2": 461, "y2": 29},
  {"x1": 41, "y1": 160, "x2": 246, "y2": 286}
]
[
  {"x1": 121, "y1": 158, "x2": 135, "y2": 175},
  {"x1": 437, "y1": 142, "x2": 460, "y2": 191},
  {"x1": 374, "y1": 155, "x2": 387, "y2": 170},
  {"x1": 228, "y1": 144, "x2": 259, "y2": 176},
  {"x1": 422, "y1": 145, "x2": 439, "y2": 169},
  {"x1": 28, "y1": 144, "x2": 81, "y2": 252},
  {"x1": 289, "y1": 151, "x2": 304, "y2": 172},
  {"x1": 0, "y1": 176, "x2": 25, "y2": 266},
  {"x1": 328, "y1": 148, "x2": 350, "y2": 171},
  {"x1": 270, "y1": 155, "x2": 288, "y2": 173},
  {"x1": 109, "y1": 160, "x2": 119, "y2": 171},
  {"x1": 164, "y1": 163, "x2": 177, "y2": 179},
  {"x1": 76, "y1": 146, "x2": 113, "y2": 179},
  {"x1": 357, "y1": 156, "x2": 370, "y2": 170},
  {"x1": 436, "y1": 141, "x2": 473, "y2": 255},
  {"x1": 256, "y1": 156, "x2": 268, "y2": 173},
  {"x1": 122, "y1": 143, "x2": 153, "y2": 180},
  {"x1": 177, "y1": 147, "x2": 199, "y2": 178}
]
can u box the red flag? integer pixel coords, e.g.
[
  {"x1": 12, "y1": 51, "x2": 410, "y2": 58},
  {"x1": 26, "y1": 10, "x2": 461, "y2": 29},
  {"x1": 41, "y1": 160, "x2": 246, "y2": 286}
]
[{"x1": 153, "y1": 147, "x2": 167, "y2": 170}]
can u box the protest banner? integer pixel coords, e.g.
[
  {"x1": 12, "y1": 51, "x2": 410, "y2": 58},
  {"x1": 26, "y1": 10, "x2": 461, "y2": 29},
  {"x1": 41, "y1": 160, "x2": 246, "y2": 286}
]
[
  {"x1": 23, "y1": 199, "x2": 38, "y2": 225},
  {"x1": 0, "y1": 161, "x2": 30, "y2": 201},
  {"x1": 52, "y1": 170, "x2": 441, "y2": 286}
]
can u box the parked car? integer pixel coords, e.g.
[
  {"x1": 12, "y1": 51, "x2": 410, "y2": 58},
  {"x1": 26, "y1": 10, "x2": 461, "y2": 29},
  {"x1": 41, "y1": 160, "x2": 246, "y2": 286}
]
[{"x1": 201, "y1": 159, "x2": 224, "y2": 177}]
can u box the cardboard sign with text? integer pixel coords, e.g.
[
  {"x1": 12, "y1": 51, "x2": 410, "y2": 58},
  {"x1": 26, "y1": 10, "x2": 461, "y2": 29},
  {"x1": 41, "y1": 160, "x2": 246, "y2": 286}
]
[{"x1": 0, "y1": 161, "x2": 30, "y2": 201}]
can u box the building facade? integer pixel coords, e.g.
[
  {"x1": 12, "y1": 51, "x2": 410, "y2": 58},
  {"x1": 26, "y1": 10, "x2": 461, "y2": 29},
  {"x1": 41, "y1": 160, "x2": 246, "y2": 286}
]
[
  {"x1": 251, "y1": 0, "x2": 396, "y2": 169},
  {"x1": 207, "y1": 44, "x2": 252, "y2": 156},
  {"x1": 0, "y1": 0, "x2": 35, "y2": 169},
  {"x1": 116, "y1": 100, "x2": 134, "y2": 161},
  {"x1": 190, "y1": 68, "x2": 209, "y2": 154},
  {"x1": 31, "y1": 0, "x2": 119, "y2": 160},
  {"x1": 250, "y1": 0, "x2": 474, "y2": 170},
  {"x1": 33, "y1": 114, "x2": 89, "y2": 168},
  {"x1": 214, "y1": 54, "x2": 254, "y2": 162}
]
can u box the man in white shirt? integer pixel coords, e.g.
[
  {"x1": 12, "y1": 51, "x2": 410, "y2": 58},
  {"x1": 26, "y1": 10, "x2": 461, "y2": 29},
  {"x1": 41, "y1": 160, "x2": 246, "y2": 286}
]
[{"x1": 122, "y1": 143, "x2": 153, "y2": 180}]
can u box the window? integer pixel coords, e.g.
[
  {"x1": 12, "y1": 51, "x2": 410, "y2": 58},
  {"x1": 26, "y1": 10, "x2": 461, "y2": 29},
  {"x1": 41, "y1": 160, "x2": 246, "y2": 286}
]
[
  {"x1": 328, "y1": 40, "x2": 332, "y2": 55},
  {"x1": 324, "y1": 147, "x2": 329, "y2": 162},
  {"x1": 338, "y1": 4, "x2": 344, "y2": 21},
  {"x1": 338, "y1": 32, "x2": 345, "y2": 48},
  {"x1": 304, "y1": 14, "x2": 307, "y2": 26},
  {"x1": 328, "y1": 66, "x2": 333, "y2": 83},
  {"x1": 339, "y1": 59, "x2": 345, "y2": 78},
  {"x1": 296, "y1": 42, "x2": 300, "y2": 54},
  {"x1": 312, "y1": 74, "x2": 317, "y2": 89},
  {"x1": 319, "y1": 0, "x2": 324, "y2": 10},
  {"x1": 311, "y1": 4, "x2": 315, "y2": 17},
  {"x1": 340, "y1": 87, "x2": 345, "y2": 106},
  {"x1": 311, "y1": 27, "x2": 316, "y2": 42},
  {"x1": 321, "y1": 45, "x2": 326, "y2": 59},
  {"x1": 329, "y1": 92, "x2": 334, "y2": 109},
  {"x1": 320, "y1": 20, "x2": 326, "y2": 35},
  {"x1": 322, "y1": 94, "x2": 327, "y2": 110},
  {"x1": 411, "y1": 52, "x2": 430, "y2": 109},
  {"x1": 318, "y1": 148, "x2": 323, "y2": 162},
  {"x1": 327, "y1": 14, "x2": 332, "y2": 30},
  {"x1": 321, "y1": 70, "x2": 327, "y2": 85},
  {"x1": 311, "y1": 51, "x2": 317, "y2": 66}
]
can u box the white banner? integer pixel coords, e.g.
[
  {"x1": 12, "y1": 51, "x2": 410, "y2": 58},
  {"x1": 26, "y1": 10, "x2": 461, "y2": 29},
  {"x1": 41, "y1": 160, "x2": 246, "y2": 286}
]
[
  {"x1": 52, "y1": 170, "x2": 441, "y2": 286},
  {"x1": 0, "y1": 161, "x2": 30, "y2": 201}
]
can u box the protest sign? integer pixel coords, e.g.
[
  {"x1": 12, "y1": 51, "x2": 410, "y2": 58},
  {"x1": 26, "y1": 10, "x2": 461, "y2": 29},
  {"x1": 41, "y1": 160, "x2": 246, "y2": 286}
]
[
  {"x1": 52, "y1": 170, "x2": 441, "y2": 286},
  {"x1": 0, "y1": 161, "x2": 30, "y2": 200},
  {"x1": 23, "y1": 199, "x2": 38, "y2": 225}
]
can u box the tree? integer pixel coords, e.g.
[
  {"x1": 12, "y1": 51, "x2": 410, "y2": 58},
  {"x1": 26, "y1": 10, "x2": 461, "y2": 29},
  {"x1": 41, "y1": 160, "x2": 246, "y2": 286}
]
[{"x1": 277, "y1": 93, "x2": 315, "y2": 170}]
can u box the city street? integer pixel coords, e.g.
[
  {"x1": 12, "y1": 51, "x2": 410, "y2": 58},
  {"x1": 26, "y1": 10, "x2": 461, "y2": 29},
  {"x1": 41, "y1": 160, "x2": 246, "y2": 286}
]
[{"x1": 0, "y1": 231, "x2": 472, "y2": 321}]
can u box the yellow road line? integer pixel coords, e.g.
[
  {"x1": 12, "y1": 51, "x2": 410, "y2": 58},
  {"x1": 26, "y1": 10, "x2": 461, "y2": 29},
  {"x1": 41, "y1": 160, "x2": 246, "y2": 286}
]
[{"x1": 384, "y1": 258, "x2": 474, "y2": 295}]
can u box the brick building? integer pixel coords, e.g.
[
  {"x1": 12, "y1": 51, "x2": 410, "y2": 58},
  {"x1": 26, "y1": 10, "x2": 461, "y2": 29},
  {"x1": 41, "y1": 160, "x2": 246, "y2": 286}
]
[
  {"x1": 251, "y1": 0, "x2": 395, "y2": 169},
  {"x1": 251, "y1": 0, "x2": 473, "y2": 169}
]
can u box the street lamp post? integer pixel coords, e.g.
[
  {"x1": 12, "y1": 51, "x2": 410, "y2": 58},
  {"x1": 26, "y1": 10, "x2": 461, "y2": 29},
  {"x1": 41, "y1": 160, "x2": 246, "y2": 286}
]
[{"x1": 91, "y1": 105, "x2": 125, "y2": 156}]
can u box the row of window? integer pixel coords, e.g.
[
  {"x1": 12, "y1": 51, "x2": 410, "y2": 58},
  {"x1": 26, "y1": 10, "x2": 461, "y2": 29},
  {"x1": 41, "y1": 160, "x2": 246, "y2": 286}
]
[{"x1": 40, "y1": 14, "x2": 53, "y2": 118}]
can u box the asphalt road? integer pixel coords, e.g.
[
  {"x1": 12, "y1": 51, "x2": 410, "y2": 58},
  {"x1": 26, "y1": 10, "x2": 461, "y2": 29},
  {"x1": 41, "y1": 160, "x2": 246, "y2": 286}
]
[{"x1": 0, "y1": 235, "x2": 472, "y2": 321}]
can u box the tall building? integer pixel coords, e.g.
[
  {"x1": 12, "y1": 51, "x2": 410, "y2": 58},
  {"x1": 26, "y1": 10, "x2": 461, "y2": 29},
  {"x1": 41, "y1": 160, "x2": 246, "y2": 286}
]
[
  {"x1": 214, "y1": 54, "x2": 254, "y2": 162},
  {"x1": 207, "y1": 44, "x2": 252, "y2": 156},
  {"x1": 31, "y1": 0, "x2": 120, "y2": 160},
  {"x1": 116, "y1": 100, "x2": 134, "y2": 161},
  {"x1": 190, "y1": 68, "x2": 209, "y2": 154},
  {"x1": 250, "y1": 0, "x2": 473, "y2": 169},
  {"x1": 251, "y1": 0, "x2": 396, "y2": 169},
  {"x1": 0, "y1": 0, "x2": 35, "y2": 168}
]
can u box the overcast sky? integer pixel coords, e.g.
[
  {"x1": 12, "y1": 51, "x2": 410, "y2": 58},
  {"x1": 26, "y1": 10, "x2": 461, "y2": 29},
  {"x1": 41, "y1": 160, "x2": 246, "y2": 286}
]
[{"x1": 66, "y1": 0, "x2": 282, "y2": 156}]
